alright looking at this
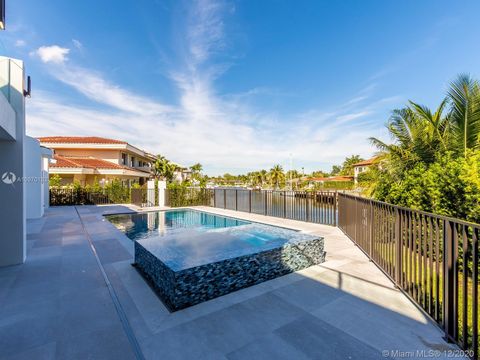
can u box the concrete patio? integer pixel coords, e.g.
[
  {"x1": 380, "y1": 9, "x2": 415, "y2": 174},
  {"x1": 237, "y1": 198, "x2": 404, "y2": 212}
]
[{"x1": 0, "y1": 205, "x2": 460, "y2": 359}]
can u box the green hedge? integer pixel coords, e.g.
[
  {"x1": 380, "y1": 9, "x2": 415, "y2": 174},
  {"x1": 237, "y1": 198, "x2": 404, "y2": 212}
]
[{"x1": 166, "y1": 184, "x2": 212, "y2": 207}]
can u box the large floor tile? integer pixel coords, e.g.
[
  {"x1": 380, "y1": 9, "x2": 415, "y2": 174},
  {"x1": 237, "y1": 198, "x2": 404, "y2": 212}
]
[
  {"x1": 55, "y1": 324, "x2": 136, "y2": 360},
  {"x1": 275, "y1": 315, "x2": 382, "y2": 359}
]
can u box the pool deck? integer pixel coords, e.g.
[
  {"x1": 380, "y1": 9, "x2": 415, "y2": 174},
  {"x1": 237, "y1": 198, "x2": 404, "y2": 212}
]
[{"x1": 0, "y1": 205, "x2": 461, "y2": 359}]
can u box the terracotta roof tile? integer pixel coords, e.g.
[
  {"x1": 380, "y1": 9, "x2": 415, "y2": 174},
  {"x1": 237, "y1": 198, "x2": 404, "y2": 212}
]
[
  {"x1": 352, "y1": 157, "x2": 379, "y2": 167},
  {"x1": 38, "y1": 136, "x2": 127, "y2": 144}
]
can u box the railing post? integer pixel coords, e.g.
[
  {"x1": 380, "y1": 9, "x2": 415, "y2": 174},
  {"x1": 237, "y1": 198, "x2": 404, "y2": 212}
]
[
  {"x1": 369, "y1": 200, "x2": 374, "y2": 257},
  {"x1": 353, "y1": 198, "x2": 358, "y2": 245},
  {"x1": 264, "y1": 191, "x2": 267, "y2": 216},
  {"x1": 213, "y1": 189, "x2": 216, "y2": 208},
  {"x1": 395, "y1": 208, "x2": 402, "y2": 284},
  {"x1": 235, "y1": 189, "x2": 238, "y2": 211},
  {"x1": 224, "y1": 189, "x2": 227, "y2": 209},
  {"x1": 305, "y1": 192, "x2": 309, "y2": 222},
  {"x1": 283, "y1": 191, "x2": 287, "y2": 218},
  {"x1": 333, "y1": 191, "x2": 337, "y2": 226},
  {"x1": 249, "y1": 190, "x2": 252, "y2": 213},
  {"x1": 443, "y1": 219, "x2": 455, "y2": 342}
]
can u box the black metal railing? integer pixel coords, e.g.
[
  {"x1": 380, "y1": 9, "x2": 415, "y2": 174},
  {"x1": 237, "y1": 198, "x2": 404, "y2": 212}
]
[
  {"x1": 165, "y1": 187, "x2": 479, "y2": 357},
  {"x1": 130, "y1": 188, "x2": 158, "y2": 207},
  {"x1": 337, "y1": 192, "x2": 479, "y2": 359},
  {"x1": 165, "y1": 188, "x2": 337, "y2": 226}
]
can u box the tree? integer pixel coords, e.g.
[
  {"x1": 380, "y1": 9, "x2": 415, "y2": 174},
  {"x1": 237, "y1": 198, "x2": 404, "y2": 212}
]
[
  {"x1": 339, "y1": 155, "x2": 364, "y2": 176},
  {"x1": 269, "y1": 164, "x2": 285, "y2": 189},
  {"x1": 49, "y1": 174, "x2": 62, "y2": 187},
  {"x1": 364, "y1": 74, "x2": 480, "y2": 223},
  {"x1": 190, "y1": 163, "x2": 203, "y2": 174},
  {"x1": 447, "y1": 74, "x2": 480, "y2": 157},
  {"x1": 330, "y1": 165, "x2": 342, "y2": 176},
  {"x1": 153, "y1": 155, "x2": 178, "y2": 182},
  {"x1": 311, "y1": 170, "x2": 327, "y2": 178}
]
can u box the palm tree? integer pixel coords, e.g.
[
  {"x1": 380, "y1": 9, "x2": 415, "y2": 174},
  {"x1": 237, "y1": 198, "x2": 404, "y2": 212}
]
[
  {"x1": 163, "y1": 162, "x2": 179, "y2": 182},
  {"x1": 152, "y1": 155, "x2": 167, "y2": 179},
  {"x1": 153, "y1": 155, "x2": 178, "y2": 182},
  {"x1": 190, "y1": 163, "x2": 203, "y2": 174},
  {"x1": 369, "y1": 100, "x2": 449, "y2": 169},
  {"x1": 370, "y1": 74, "x2": 480, "y2": 166},
  {"x1": 251, "y1": 171, "x2": 266, "y2": 188},
  {"x1": 189, "y1": 163, "x2": 203, "y2": 182},
  {"x1": 269, "y1": 164, "x2": 285, "y2": 190},
  {"x1": 447, "y1": 74, "x2": 480, "y2": 157}
]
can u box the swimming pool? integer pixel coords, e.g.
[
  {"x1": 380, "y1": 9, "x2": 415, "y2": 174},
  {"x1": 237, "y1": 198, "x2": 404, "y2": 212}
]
[{"x1": 107, "y1": 209, "x2": 325, "y2": 310}]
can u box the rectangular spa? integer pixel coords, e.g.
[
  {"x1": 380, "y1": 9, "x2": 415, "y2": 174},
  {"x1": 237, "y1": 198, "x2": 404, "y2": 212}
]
[{"x1": 107, "y1": 209, "x2": 325, "y2": 311}]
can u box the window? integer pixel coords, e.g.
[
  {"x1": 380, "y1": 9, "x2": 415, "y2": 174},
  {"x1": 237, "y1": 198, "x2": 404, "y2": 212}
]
[
  {"x1": 130, "y1": 157, "x2": 135, "y2": 167},
  {"x1": 121, "y1": 153, "x2": 127, "y2": 165}
]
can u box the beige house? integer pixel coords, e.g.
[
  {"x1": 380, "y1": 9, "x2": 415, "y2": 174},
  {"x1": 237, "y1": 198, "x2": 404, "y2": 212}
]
[
  {"x1": 353, "y1": 156, "x2": 378, "y2": 184},
  {"x1": 38, "y1": 136, "x2": 155, "y2": 186}
]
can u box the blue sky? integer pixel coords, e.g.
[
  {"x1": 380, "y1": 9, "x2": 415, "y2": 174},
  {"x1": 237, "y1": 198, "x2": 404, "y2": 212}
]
[{"x1": 2, "y1": 0, "x2": 480, "y2": 175}]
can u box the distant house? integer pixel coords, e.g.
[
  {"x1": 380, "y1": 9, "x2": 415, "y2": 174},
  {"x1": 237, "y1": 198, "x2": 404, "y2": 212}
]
[
  {"x1": 172, "y1": 166, "x2": 192, "y2": 183},
  {"x1": 38, "y1": 136, "x2": 155, "y2": 186},
  {"x1": 305, "y1": 175, "x2": 354, "y2": 189},
  {"x1": 353, "y1": 157, "x2": 378, "y2": 184}
]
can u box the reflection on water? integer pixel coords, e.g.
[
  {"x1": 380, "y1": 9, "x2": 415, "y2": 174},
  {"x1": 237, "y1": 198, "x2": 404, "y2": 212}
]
[
  {"x1": 107, "y1": 210, "x2": 250, "y2": 241},
  {"x1": 106, "y1": 209, "x2": 318, "y2": 270}
]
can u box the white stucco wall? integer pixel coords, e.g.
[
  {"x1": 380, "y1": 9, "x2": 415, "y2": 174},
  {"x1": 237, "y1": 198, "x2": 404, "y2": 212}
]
[
  {"x1": 0, "y1": 57, "x2": 26, "y2": 266},
  {"x1": 25, "y1": 136, "x2": 42, "y2": 219},
  {"x1": 24, "y1": 137, "x2": 52, "y2": 219},
  {"x1": 0, "y1": 89, "x2": 16, "y2": 140},
  {"x1": 42, "y1": 155, "x2": 50, "y2": 210}
]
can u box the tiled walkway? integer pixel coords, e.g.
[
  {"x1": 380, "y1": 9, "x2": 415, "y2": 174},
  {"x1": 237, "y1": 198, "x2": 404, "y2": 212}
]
[{"x1": 0, "y1": 205, "x2": 460, "y2": 359}]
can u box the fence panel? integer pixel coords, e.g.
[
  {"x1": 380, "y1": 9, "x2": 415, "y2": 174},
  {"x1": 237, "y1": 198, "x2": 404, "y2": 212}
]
[
  {"x1": 164, "y1": 188, "x2": 213, "y2": 207},
  {"x1": 50, "y1": 188, "x2": 130, "y2": 206},
  {"x1": 338, "y1": 193, "x2": 479, "y2": 359},
  {"x1": 168, "y1": 188, "x2": 337, "y2": 226}
]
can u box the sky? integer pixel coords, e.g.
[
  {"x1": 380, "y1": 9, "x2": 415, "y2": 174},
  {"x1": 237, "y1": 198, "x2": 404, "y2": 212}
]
[{"x1": 1, "y1": 0, "x2": 480, "y2": 175}]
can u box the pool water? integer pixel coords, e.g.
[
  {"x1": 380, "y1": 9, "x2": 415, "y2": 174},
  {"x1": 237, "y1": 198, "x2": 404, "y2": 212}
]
[{"x1": 107, "y1": 209, "x2": 319, "y2": 271}]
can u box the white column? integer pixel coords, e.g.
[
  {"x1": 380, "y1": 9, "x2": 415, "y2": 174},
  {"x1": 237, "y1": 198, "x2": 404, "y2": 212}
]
[
  {"x1": 147, "y1": 179, "x2": 155, "y2": 206},
  {"x1": 25, "y1": 136, "x2": 42, "y2": 219},
  {"x1": 157, "y1": 180, "x2": 166, "y2": 207},
  {"x1": 0, "y1": 57, "x2": 26, "y2": 266},
  {"x1": 41, "y1": 153, "x2": 52, "y2": 210}
]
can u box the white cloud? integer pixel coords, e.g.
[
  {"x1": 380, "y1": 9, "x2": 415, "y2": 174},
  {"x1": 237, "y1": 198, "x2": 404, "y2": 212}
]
[
  {"x1": 187, "y1": 0, "x2": 226, "y2": 63},
  {"x1": 27, "y1": 0, "x2": 394, "y2": 175},
  {"x1": 72, "y1": 39, "x2": 83, "y2": 50},
  {"x1": 34, "y1": 45, "x2": 70, "y2": 64},
  {"x1": 52, "y1": 65, "x2": 174, "y2": 116},
  {"x1": 14, "y1": 39, "x2": 26, "y2": 47}
]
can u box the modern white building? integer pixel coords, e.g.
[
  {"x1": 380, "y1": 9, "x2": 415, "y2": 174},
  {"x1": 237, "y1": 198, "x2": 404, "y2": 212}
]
[
  {"x1": 0, "y1": 57, "x2": 28, "y2": 266},
  {"x1": 0, "y1": 56, "x2": 52, "y2": 266}
]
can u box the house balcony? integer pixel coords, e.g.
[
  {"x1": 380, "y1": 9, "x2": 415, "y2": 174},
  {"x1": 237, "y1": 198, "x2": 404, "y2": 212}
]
[{"x1": 133, "y1": 165, "x2": 153, "y2": 173}]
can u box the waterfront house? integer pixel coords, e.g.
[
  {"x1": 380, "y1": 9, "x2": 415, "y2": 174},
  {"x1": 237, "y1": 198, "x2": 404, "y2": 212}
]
[
  {"x1": 352, "y1": 157, "x2": 378, "y2": 184},
  {"x1": 38, "y1": 136, "x2": 155, "y2": 186}
]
